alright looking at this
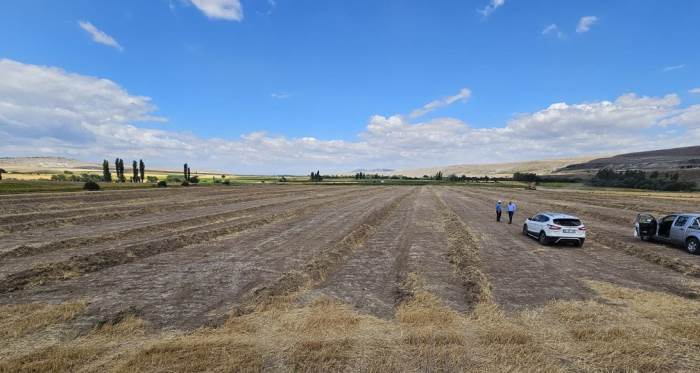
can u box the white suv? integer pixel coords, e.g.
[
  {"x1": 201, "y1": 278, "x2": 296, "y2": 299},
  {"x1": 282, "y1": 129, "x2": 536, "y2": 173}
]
[{"x1": 523, "y1": 212, "x2": 586, "y2": 247}]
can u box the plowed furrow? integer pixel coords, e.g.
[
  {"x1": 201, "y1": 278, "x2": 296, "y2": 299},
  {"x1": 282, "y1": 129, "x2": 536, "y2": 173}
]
[
  {"x1": 234, "y1": 187, "x2": 415, "y2": 315},
  {"x1": 0, "y1": 187, "x2": 366, "y2": 259},
  {"x1": 0, "y1": 188, "x2": 372, "y2": 293}
]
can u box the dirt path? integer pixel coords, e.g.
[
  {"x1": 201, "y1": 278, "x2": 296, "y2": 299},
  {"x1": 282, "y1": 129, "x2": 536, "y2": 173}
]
[{"x1": 439, "y1": 187, "x2": 699, "y2": 310}]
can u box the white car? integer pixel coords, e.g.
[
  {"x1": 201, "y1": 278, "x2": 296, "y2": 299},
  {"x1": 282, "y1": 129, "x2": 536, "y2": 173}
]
[{"x1": 523, "y1": 212, "x2": 586, "y2": 247}]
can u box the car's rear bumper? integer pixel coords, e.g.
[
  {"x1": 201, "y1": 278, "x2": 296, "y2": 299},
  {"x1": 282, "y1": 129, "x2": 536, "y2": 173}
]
[{"x1": 548, "y1": 235, "x2": 585, "y2": 243}]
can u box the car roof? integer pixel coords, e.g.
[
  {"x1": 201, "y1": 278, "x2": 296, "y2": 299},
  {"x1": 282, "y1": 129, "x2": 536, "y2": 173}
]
[
  {"x1": 669, "y1": 213, "x2": 700, "y2": 217},
  {"x1": 539, "y1": 212, "x2": 580, "y2": 219}
]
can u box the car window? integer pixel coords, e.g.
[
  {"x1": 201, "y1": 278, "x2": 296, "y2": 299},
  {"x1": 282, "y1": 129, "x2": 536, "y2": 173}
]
[
  {"x1": 553, "y1": 218, "x2": 581, "y2": 226},
  {"x1": 674, "y1": 216, "x2": 690, "y2": 227},
  {"x1": 540, "y1": 215, "x2": 550, "y2": 222},
  {"x1": 661, "y1": 215, "x2": 677, "y2": 224},
  {"x1": 637, "y1": 214, "x2": 654, "y2": 224},
  {"x1": 690, "y1": 218, "x2": 700, "y2": 229}
]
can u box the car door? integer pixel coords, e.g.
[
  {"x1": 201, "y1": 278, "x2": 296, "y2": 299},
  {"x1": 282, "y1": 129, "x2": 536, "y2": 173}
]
[
  {"x1": 527, "y1": 215, "x2": 540, "y2": 233},
  {"x1": 636, "y1": 214, "x2": 657, "y2": 238},
  {"x1": 530, "y1": 215, "x2": 546, "y2": 233},
  {"x1": 656, "y1": 215, "x2": 677, "y2": 241},
  {"x1": 670, "y1": 216, "x2": 691, "y2": 244}
]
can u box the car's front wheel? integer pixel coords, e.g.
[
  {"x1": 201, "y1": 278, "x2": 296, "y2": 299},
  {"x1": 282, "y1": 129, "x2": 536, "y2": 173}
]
[
  {"x1": 538, "y1": 231, "x2": 549, "y2": 245},
  {"x1": 687, "y1": 237, "x2": 699, "y2": 255},
  {"x1": 522, "y1": 224, "x2": 529, "y2": 236}
]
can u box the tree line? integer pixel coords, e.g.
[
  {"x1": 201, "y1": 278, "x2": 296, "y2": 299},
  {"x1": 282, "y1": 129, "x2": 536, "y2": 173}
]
[{"x1": 588, "y1": 168, "x2": 696, "y2": 191}]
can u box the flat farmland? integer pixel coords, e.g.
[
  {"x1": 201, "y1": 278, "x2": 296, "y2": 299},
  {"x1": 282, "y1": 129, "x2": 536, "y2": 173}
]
[{"x1": 1, "y1": 185, "x2": 700, "y2": 372}]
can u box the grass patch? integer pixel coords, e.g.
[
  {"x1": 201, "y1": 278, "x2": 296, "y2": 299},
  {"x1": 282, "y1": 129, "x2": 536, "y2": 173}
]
[{"x1": 3, "y1": 280, "x2": 700, "y2": 371}]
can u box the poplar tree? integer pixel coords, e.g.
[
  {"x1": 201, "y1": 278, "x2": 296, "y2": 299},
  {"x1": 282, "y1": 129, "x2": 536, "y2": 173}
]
[
  {"x1": 102, "y1": 160, "x2": 112, "y2": 182},
  {"x1": 132, "y1": 160, "x2": 139, "y2": 182},
  {"x1": 139, "y1": 159, "x2": 145, "y2": 183}
]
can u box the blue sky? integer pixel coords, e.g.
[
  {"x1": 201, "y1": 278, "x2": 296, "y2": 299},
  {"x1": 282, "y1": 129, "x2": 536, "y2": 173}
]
[{"x1": 1, "y1": 0, "x2": 699, "y2": 174}]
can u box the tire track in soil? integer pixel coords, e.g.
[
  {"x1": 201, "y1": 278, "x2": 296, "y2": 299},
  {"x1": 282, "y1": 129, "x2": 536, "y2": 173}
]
[
  {"x1": 442, "y1": 187, "x2": 698, "y2": 309},
  {"x1": 311, "y1": 186, "x2": 489, "y2": 318},
  {"x1": 0, "y1": 187, "x2": 374, "y2": 278},
  {"x1": 1, "y1": 187, "x2": 405, "y2": 330},
  {"x1": 0, "y1": 187, "x2": 375, "y2": 294},
  {"x1": 0, "y1": 186, "x2": 364, "y2": 260}
]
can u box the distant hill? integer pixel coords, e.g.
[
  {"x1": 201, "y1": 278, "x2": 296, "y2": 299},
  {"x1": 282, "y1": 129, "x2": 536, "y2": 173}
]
[
  {"x1": 392, "y1": 156, "x2": 596, "y2": 178},
  {"x1": 555, "y1": 145, "x2": 700, "y2": 183},
  {"x1": 557, "y1": 145, "x2": 700, "y2": 173},
  {"x1": 0, "y1": 157, "x2": 99, "y2": 172},
  {"x1": 352, "y1": 168, "x2": 395, "y2": 174}
]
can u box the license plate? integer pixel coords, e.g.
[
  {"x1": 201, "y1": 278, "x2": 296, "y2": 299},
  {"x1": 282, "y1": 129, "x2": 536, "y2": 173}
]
[{"x1": 563, "y1": 229, "x2": 576, "y2": 233}]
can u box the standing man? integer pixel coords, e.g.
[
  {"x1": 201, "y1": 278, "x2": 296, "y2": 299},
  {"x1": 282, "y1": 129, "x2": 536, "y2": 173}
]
[
  {"x1": 507, "y1": 201, "x2": 517, "y2": 224},
  {"x1": 496, "y1": 200, "x2": 503, "y2": 222}
]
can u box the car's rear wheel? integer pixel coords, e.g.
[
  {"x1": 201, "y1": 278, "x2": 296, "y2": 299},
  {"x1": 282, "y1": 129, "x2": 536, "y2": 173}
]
[
  {"x1": 538, "y1": 231, "x2": 549, "y2": 245},
  {"x1": 575, "y1": 238, "x2": 585, "y2": 248},
  {"x1": 687, "y1": 237, "x2": 699, "y2": 255}
]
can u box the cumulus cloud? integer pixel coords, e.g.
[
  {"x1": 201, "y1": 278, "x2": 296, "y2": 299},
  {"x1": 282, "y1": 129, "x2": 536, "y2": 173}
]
[
  {"x1": 2, "y1": 59, "x2": 699, "y2": 174},
  {"x1": 576, "y1": 16, "x2": 598, "y2": 33},
  {"x1": 190, "y1": 0, "x2": 243, "y2": 21},
  {"x1": 410, "y1": 88, "x2": 471, "y2": 118},
  {"x1": 78, "y1": 21, "x2": 123, "y2": 51},
  {"x1": 478, "y1": 0, "x2": 505, "y2": 17}
]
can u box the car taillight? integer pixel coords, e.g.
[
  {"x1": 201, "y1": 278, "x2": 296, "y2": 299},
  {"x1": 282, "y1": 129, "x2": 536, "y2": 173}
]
[
  {"x1": 578, "y1": 226, "x2": 587, "y2": 231},
  {"x1": 547, "y1": 224, "x2": 561, "y2": 230}
]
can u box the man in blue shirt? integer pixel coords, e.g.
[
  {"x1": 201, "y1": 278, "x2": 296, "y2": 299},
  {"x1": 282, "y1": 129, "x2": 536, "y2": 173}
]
[
  {"x1": 507, "y1": 201, "x2": 517, "y2": 224},
  {"x1": 496, "y1": 200, "x2": 503, "y2": 222}
]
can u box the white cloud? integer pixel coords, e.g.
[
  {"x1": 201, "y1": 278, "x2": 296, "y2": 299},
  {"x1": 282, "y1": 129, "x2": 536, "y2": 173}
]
[
  {"x1": 690, "y1": 88, "x2": 700, "y2": 94},
  {"x1": 77, "y1": 21, "x2": 123, "y2": 51},
  {"x1": 190, "y1": 0, "x2": 243, "y2": 21},
  {"x1": 410, "y1": 88, "x2": 471, "y2": 118},
  {"x1": 2, "y1": 59, "x2": 700, "y2": 174},
  {"x1": 542, "y1": 24, "x2": 565, "y2": 39},
  {"x1": 664, "y1": 64, "x2": 686, "y2": 72},
  {"x1": 478, "y1": 0, "x2": 505, "y2": 17},
  {"x1": 576, "y1": 16, "x2": 598, "y2": 33},
  {"x1": 270, "y1": 92, "x2": 290, "y2": 99}
]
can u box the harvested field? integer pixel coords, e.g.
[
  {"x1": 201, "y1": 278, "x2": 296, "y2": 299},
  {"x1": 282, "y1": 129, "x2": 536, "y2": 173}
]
[{"x1": 2, "y1": 184, "x2": 700, "y2": 372}]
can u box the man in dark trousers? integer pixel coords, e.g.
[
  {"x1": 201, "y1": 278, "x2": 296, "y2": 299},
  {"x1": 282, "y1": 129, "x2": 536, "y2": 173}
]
[
  {"x1": 507, "y1": 201, "x2": 517, "y2": 224},
  {"x1": 496, "y1": 200, "x2": 503, "y2": 222}
]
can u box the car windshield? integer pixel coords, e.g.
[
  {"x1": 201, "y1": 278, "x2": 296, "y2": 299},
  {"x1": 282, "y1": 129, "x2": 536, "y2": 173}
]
[{"x1": 553, "y1": 218, "x2": 581, "y2": 227}]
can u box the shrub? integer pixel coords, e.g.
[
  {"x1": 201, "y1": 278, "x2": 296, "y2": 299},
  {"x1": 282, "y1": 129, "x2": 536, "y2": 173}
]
[
  {"x1": 157, "y1": 180, "x2": 167, "y2": 188},
  {"x1": 189, "y1": 176, "x2": 199, "y2": 184},
  {"x1": 83, "y1": 180, "x2": 100, "y2": 191},
  {"x1": 146, "y1": 176, "x2": 159, "y2": 183},
  {"x1": 223, "y1": 180, "x2": 231, "y2": 185},
  {"x1": 181, "y1": 181, "x2": 190, "y2": 187}
]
